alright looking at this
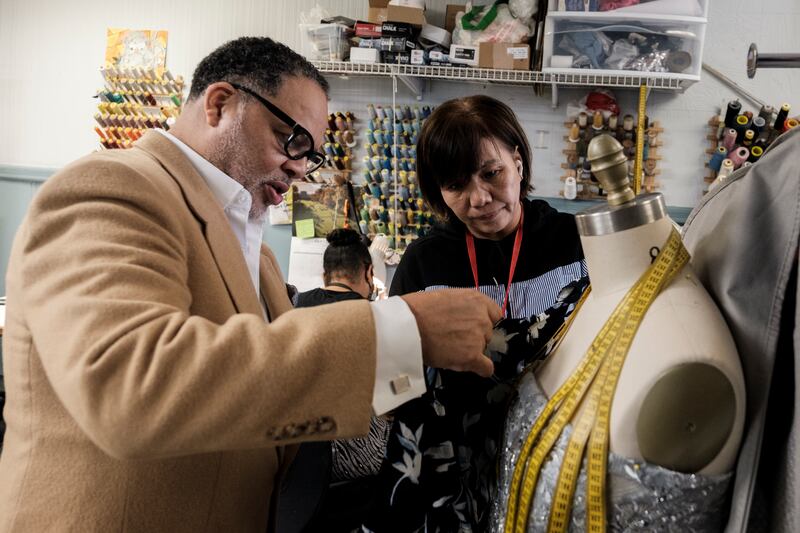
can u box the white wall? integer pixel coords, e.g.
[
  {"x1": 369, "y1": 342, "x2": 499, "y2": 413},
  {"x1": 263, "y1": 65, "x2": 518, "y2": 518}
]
[{"x1": 1, "y1": 0, "x2": 798, "y2": 207}]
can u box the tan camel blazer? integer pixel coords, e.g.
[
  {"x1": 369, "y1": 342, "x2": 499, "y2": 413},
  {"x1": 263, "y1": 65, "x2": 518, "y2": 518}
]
[{"x1": 0, "y1": 132, "x2": 376, "y2": 531}]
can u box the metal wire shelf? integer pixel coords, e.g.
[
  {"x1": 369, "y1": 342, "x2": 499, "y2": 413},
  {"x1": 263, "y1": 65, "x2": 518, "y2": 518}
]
[{"x1": 311, "y1": 61, "x2": 692, "y2": 91}]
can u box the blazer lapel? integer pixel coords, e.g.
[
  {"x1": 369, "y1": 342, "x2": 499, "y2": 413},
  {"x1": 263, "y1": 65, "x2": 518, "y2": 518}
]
[{"x1": 134, "y1": 131, "x2": 262, "y2": 316}]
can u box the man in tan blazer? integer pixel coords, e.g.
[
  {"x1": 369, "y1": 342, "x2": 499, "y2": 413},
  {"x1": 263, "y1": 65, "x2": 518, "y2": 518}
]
[{"x1": 0, "y1": 37, "x2": 500, "y2": 531}]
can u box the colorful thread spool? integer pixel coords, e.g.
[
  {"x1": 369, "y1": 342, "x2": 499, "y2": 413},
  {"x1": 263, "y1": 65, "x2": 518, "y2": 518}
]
[
  {"x1": 748, "y1": 145, "x2": 764, "y2": 163},
  {"x1": 728, "y1": 146, "x2": 750, "y2": 168},
  {"x1": 709, "y1": 145, "x2": 727, "y2": 172}
]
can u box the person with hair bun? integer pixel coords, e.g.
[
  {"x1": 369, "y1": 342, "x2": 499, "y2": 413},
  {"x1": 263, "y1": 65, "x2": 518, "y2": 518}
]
[
  {"x1": 279, "y1": 228, "x2": 388, "y2": 533},
  {"x1": 296, "y1": 228, "x2": 375, "y2": 306}
]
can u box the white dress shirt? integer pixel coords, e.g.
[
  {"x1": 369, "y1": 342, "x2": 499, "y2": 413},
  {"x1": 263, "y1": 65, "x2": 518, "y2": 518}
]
[{"x1": 156, "y1": 130, "x2": 425, "y2": 415}]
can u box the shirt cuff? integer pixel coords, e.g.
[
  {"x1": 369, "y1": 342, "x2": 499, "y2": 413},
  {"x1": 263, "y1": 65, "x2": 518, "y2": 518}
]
[{"x1": 370, "y1": 296, "x2": 425, "y2": 415}]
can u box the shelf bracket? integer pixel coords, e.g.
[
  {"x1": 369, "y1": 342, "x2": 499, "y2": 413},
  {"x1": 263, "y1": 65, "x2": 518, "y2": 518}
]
[{"x1": 397, "y1": 74, "x2": 424, "y2": 100}]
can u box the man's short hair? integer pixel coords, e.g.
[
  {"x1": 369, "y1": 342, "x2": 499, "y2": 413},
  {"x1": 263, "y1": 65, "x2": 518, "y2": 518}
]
[{"x1": 188, "y1": 36, "x2": 329, "y2": 100}]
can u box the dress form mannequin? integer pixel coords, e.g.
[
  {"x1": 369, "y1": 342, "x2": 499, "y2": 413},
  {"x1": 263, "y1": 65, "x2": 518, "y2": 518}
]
[{"x1": 536, "y1": 135, "x2": 745, "y2": 475}]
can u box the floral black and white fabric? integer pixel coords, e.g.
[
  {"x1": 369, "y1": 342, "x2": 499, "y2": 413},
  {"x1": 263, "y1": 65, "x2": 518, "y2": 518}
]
[{"x1": 362, "y1": 278, "x2": 589, "y2": 533}]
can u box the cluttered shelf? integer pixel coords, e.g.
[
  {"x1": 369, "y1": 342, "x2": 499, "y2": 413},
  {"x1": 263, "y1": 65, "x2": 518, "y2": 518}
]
[{"x1": 311, "y1": 60, "x2": 690, "y2": 90}]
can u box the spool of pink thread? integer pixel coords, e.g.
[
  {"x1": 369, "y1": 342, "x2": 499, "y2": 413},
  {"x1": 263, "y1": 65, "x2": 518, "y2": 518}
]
[
  {"x1": 722, "y1": 128, "x2": 737, "y2": 152},
  {"x1": 728, "y1": 146, "x2": 750, "y2": 168}
]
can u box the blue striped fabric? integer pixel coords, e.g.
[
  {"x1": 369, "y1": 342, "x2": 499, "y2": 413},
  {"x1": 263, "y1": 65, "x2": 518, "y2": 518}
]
[{"x1": 425, "y1": 259, "x2": 588, "y2": 319}]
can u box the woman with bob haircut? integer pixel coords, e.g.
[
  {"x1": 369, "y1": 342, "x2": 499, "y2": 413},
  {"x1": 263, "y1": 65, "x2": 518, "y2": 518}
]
[{"x1": 362, "y1": 95, "x2": 589, "y2": 532}]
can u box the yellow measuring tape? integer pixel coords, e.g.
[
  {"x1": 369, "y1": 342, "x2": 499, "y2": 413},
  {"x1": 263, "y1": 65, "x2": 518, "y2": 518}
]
[
  {"x1": 504, "y1": 228, "x2": 689, "y2": 533},
  {"x1": 633, "y1": 84, "x2": 647, "y2": 195}
]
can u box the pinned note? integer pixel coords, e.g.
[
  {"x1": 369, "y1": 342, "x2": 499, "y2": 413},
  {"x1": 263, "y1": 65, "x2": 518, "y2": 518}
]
[{"x1": 295, "y1": 219, "x2": 315, "y2": 239}]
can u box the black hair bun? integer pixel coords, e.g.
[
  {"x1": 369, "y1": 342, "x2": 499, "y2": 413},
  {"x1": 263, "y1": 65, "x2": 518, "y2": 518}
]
[{"x1": 327, "y1": 228, "x2": 362, "y2": 247}]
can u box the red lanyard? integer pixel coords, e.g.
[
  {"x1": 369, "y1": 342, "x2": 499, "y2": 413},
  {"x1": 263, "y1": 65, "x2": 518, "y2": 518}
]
[{"x1": 465, "y1": 208, "x2": 524, "y2": 318}]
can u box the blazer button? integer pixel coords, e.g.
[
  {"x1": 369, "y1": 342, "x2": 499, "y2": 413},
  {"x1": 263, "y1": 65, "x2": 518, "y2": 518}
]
[{"x1": 318, "y1": 417, "x2": 336, "y2": 433}]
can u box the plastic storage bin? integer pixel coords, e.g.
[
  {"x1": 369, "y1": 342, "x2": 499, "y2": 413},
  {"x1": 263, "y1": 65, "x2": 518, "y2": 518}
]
[
  {"x1": 542, "y1": 14, "x2": 706, "y2": 80},
  {"x1": 299, "y1": 23, "x2": 352, "y2": 61}
]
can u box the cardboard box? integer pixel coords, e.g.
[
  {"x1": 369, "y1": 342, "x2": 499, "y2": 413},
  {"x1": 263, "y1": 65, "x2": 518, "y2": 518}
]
[
  {"x1": 478, "y1": 42, "x2": 531, "y2": 70},
  {"x1": 368, "y1": 0, "x2": 390, "y2": 24},
  {"x1": 445, "y1": 4, "x2": 466, "y2": 33},
  {"x1": 387, "y1": 4, "x2": 426, "y2": 26}
]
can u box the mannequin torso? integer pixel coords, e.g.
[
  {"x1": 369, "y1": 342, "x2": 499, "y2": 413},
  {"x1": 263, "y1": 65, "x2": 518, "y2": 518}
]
[{"x1": 536, "y1": 215, "x2": 745, "y2": 475}]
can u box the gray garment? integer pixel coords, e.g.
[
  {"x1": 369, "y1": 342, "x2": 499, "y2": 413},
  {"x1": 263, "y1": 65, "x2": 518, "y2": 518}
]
[
  {"x1": 489, "y1": 372, "x2": 732, "y2": 532},
  {"x1": 682, "y1": 126, "x2": 800, "y2": 533}
]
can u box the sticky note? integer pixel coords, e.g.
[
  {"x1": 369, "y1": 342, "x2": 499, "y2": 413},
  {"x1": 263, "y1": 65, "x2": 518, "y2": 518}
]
[{"x1": 295, "y1": 219, "x2": 315, "y2": 239}]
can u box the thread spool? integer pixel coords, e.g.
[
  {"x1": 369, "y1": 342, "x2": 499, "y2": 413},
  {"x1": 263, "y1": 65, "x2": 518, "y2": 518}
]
[
  {"x1": 724, "y1": 100, "x2": 742, "y2": 128},
  {"x1": 375, "y1": 105, "x2": 385, "y2": 120},
  {"x1": 742, "y1": 129, "x2": 755, "y2": 147},
  {"x1": 367, "y1": 104, "x2": 377, "y2": 119},
  {"x1": 751, "y1": 116, "x2": 766, "y2": 135},
  {"x1": 735, "y1": 115, "x2": 750, "y2": 143},
  {"x1": 709, "y1": 146, "x2": 727, "y2": 171},
  {"x1": 564, "y1": 175, "x2": 578, "y2": 200},
  {"x1": 578, "y1": 112, "x2": 588, "y2": 128},
  {"x1": 592, "y1": 111, "x2": 604, "y2": 131},
  {"x1": 568, "y1": 123, "x2": 580, "y2": 142},
  {"x1": 718, "y1": 158, "x2": 734, "y2": 179},
  {"x1": 784, "y1": 118, "x2": 799, "y2": 133},
  {"x1": 758, "y1": 105, "x2": 775, "y2": 124},
  {"x1": 359, "y1": 220, "x2": 369, "y2": 235},
  {"x1": 714, "y1": 115, "x2": 726, "y2": 139},
  {"x1": 334, "y1": 114, "x2": 346, "y2": 132},
  {"x1": 728, "y1": 146, "x2": 750, "y2": 168},
  {"x1": 775, "y1": 103, "x2": 790, "y2": 131},
  {"x1": 748, "y1": 145, "x2": 764, "y2": 163},
  {"x1": 623, "y1": 114, "x2": 635, "y2": 131},
  {"x1": 608, "y1": 114, "x2": 618, "y2": 130},
  {"x1": 343, "y1": 130, "x2": 355, "y2": 147}
]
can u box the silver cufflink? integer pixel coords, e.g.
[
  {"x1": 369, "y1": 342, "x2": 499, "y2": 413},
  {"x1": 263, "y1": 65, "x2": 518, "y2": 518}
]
[{"x1": 391, "y1": 375, "x2": 411, "y2": 394}]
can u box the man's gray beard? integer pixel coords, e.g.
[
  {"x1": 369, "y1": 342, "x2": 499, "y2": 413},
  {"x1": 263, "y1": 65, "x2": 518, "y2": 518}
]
[{"x1": 206, "y1": 115, "x2": 273, "y2": 220}]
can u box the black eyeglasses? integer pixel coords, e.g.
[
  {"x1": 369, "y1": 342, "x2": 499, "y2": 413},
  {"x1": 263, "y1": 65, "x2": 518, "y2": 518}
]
[{"x1": 229, "y1": 82, "x2": 326, "y2": 175}]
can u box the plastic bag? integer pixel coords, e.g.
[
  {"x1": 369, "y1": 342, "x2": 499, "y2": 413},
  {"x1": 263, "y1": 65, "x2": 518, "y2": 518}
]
[
  {"x1": 565, "y1": 89, "x2": 621, "y2": 121},
  {"x1": 452, "y1": 2, "x2": 534, "y2": 46},
  {"x1": 299, "y1": 4, "x2": 330, "y2": 25},
  {"x1": 509, "y1": 0, "x2": 538, "y2": 20}
]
